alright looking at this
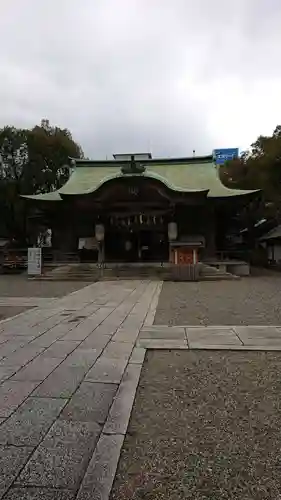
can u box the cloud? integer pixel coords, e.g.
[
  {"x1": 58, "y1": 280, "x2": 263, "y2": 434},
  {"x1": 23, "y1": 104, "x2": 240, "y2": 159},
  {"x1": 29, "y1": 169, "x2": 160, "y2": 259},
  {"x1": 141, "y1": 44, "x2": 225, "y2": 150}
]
[{"x1": 0, "y1": 0, "x2": 281, "y2": 158}]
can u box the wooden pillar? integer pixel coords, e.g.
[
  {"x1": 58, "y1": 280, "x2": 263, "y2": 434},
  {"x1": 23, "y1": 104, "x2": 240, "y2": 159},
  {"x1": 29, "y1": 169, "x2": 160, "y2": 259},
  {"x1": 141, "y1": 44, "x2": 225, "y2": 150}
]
[
  {"x1": 98, "y1": 241, "x2": 105, "y2": 265},
  {"x1": 193, "y1": 248, "x2": 197, "y2": 264},
  {"x1": 204, "y1": 204, "x2": 216, "y2": 258}
]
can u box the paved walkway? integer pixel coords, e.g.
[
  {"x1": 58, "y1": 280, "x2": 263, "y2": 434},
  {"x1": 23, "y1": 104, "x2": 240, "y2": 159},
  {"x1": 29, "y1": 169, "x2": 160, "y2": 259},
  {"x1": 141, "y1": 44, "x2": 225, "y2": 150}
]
[
  {"x1": 137, "y1": 325, "x2": 281, "y2": 349},
  {"x1": 0, "y1": 281, "x2": 161, "y2": 499},
  {"x1": 1, "y1": 279, "x2": 281, "y2": 499}
]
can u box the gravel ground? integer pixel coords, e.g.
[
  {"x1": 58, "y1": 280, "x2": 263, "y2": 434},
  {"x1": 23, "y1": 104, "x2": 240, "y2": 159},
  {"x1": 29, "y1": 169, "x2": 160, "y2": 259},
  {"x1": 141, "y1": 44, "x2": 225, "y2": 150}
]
[
  {"x1": 0, "y1": 275, "x2": 89, "y2": 297},
  {"x1": 155, "y1": 270, "x2": 281, "y2": 326},
  {"x1": 111, "y1": 350, "x2": 281, "y2": 500}
]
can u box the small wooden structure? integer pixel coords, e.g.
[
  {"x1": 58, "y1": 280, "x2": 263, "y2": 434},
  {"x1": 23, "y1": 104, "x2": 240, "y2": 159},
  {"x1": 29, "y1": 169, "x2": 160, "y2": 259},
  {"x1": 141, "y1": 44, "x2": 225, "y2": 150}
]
[
  {"x1": 170, "y1": 237, "x2": 205, "y2": 265},
  {"x1": 260, "y1": 225, "x2": 281, "y2": 265}
]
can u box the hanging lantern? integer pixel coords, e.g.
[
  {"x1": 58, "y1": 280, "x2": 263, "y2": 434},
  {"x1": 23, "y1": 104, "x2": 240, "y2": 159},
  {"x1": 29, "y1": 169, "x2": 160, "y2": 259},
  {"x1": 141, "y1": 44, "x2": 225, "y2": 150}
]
[
  {"x1": 168, "y1": 222, "x2": 178, "y2": 241},
  {"x1": 95, "y1": 224, "x2": 105, "y2": 242},
  {"x1": 125, "y1": 240, "x2": 132, "y2": 251}
]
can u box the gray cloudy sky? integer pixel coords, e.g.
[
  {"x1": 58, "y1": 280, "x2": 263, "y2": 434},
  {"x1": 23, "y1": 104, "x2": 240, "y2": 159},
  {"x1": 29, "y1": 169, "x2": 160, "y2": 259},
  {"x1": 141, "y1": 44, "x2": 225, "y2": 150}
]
[{"x1": 1, "y1": 0, "x2": 281, "y2": 158}]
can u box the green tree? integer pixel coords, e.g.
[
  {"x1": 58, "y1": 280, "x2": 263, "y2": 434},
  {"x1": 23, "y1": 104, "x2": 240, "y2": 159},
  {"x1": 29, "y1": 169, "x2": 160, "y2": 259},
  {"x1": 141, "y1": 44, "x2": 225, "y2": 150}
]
[
  {"x1": 221, "y1": 125, "x2": 281, "y2": 194},
  {"x1": 0, "y1": 126, "x2": 29, "y2": 238},
  {"x1": 25, "y1": 119, "x2": 84, "y2": 194},
  {"x1": 217, "y1": 126, "x2": 281, "y2": 257},
  {"x1": 0, "y1": 119, "x2": 84, "y2": 238}
]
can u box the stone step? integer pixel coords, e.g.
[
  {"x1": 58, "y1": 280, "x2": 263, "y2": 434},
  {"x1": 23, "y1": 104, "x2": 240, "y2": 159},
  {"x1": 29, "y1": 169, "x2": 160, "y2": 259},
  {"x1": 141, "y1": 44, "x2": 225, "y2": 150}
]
[
  {"x1": 101, "y1": 276, "x2": 163, "y2": 281},
  {"x1": 201, "y1": 274, "x2": 240, "y2": 281},
  {"x1": 35, "y1": 262, "x2": 240, "y2": 282},
  {"x1": 32, "y1": 276, "x2": 98, "y2": 282},
  {"x1": 200, "y1": 264, "x2": 239, "y2": 281}
]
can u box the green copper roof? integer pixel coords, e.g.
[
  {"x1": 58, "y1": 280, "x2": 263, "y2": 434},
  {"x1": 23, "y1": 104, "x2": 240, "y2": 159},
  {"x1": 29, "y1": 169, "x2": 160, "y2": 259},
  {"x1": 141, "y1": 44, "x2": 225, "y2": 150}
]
[
  {"x1": 22, "y1": 156, "x2": 256, "y2": 201},
  {"x1": 22, "y1": 191, "x2": 61, "y2": 201}
]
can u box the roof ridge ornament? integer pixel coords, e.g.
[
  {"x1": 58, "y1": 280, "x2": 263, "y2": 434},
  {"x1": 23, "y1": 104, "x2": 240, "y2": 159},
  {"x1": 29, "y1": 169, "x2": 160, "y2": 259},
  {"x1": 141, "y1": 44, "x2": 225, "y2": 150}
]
[{"x1": 121, "y1": 155, "x2": 146, "y2": 175}]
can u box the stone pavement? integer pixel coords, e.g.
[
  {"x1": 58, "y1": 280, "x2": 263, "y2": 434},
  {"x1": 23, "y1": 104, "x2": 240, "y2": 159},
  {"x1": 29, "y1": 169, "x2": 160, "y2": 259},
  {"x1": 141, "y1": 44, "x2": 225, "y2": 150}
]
[
  {"x1": 0, "y1": 281, "x2": 161, "y2": 499},
  {"x1": 137, "y1": 325, "x2": 281, "y2": 349},
  {"x1": 1, "y1": 279, "x2": 281, "y2": 499}
]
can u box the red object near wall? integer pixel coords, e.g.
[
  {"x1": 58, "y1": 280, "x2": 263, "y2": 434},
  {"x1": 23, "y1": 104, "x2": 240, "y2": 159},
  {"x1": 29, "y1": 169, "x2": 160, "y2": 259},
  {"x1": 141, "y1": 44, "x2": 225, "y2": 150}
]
[
  {"x1": 171, "y1": 247, "x2": 198, "y2": 265},
  {"x1": 178, "y1": 249, "x2": 194, "y2": 264}
]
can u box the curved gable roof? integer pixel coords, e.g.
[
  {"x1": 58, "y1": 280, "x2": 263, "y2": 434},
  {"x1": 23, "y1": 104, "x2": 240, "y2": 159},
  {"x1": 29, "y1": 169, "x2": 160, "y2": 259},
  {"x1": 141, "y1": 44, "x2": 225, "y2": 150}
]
[{"x1": 22, "y1": 156, "x2": 258, "y2": 201}]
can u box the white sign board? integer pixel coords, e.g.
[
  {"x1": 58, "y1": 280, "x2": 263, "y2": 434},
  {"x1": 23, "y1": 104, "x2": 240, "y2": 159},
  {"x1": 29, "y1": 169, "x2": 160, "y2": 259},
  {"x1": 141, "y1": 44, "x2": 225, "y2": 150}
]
[
  {"x1": 28, "y1": 248, "x2": 42, "y2": 275},
  {"x1": 78, "y1": 237, "x2": 98, "y2": 250}
]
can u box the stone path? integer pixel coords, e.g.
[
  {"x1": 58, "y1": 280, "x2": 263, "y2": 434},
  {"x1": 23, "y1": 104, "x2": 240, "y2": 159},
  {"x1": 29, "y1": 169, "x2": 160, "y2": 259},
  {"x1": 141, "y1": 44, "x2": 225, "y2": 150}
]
[
  {"x1": 1, "y1": 279, "x2": 281, "y2": 499},
  {"x1": 0, "y1": 281, "x2": 161, "y2": 499},
  {"x1": 137, "y1": 325, "x2": 281, "y2": 350}
]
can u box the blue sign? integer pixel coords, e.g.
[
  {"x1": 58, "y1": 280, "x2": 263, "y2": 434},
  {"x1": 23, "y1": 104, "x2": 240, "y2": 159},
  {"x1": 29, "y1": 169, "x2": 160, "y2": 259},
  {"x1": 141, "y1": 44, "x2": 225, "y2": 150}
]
[{"x1": 213, "y1": 148, "x2": 239, "y2": 165}]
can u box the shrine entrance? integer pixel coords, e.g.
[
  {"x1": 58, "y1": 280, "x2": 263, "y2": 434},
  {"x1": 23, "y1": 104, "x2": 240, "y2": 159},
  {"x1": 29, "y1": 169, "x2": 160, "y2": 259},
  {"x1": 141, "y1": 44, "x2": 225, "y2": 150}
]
[
  {"x1": 81, "y1": 174, "x2": 180, "y2": 263},
  {"x1": 104, "y1": 213, "x2": 169, "y2": 262}
]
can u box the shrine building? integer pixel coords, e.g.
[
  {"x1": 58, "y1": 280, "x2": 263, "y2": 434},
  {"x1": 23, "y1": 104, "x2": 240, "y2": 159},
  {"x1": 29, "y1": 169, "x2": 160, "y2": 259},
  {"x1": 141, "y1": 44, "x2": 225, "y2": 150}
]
[{"x1": 23, "y1": 153, "x2": 258, "y2": 268}]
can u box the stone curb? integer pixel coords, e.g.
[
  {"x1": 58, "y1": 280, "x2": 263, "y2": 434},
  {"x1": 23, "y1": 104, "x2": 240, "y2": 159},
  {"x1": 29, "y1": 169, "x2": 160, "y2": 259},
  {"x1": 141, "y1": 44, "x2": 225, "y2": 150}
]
[{"x1": 77, "y1": 358, "x2": 144, "y2": 500}]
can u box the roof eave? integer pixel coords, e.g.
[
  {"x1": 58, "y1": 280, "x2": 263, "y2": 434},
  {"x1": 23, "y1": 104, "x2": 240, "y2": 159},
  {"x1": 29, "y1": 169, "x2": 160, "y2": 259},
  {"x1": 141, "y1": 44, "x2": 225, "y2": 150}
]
[
  {"x1": 21, "y1": 194, "x2": 62, "y2": 202},
  {"x1": 209, "y1": 189, "x2": 261, "y2": 199}
]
